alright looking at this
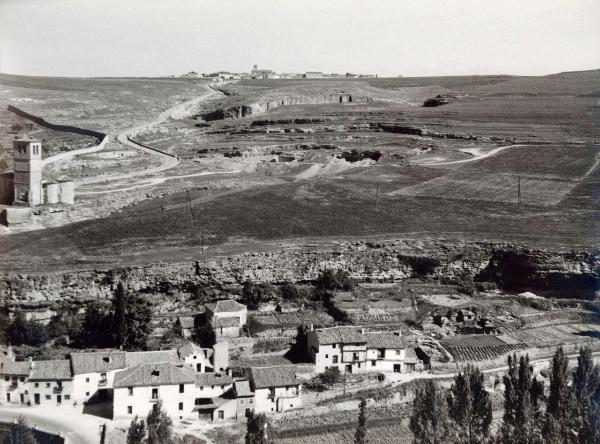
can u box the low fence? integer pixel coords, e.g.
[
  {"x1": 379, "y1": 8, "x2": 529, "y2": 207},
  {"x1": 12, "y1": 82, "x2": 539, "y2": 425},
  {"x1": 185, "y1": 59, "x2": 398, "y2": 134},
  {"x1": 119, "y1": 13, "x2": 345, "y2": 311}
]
[
  {"x1": 125, "y1": 135, "x2": 178, "y2": 160},
  {"x1": 42, "y1": 135, "x2": 109, "y2": 166}
]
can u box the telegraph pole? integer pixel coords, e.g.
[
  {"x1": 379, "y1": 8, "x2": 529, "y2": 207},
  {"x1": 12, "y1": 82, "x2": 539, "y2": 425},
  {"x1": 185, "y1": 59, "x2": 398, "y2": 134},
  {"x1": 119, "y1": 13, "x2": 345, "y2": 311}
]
[
  {"x1": 375, "y1": 183, "x2": 380, "y2": 210},
  {"x1": 517, "y1": 176, "x2": 521, "y2": 205}
]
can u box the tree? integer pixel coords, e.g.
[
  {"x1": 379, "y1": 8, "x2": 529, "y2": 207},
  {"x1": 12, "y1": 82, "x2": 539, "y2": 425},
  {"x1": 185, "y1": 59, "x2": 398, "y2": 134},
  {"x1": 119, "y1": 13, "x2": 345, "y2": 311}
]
[
  {"x1": 543, "y1": 346, "x2": 575, "y2": 443},
  {"x1": 500, "y1": 354, "x2": 543, "y2": 444},
  {"x1": 355, "y1": 398, "x2": 368, "y2": 444},
  {"x1": 320, "y1": 367, "x2": 341, "y2": 388},
  {"x1": 113, "y1": 282, "x2": 127, "y2": 347},
  {"x1": 3, "y1": 415, "x2": 38, "y2": 444},
  {"x1": 409, "y1": 380, "x2": 453, "y2": 444},
  {"x1": 246, "y1": 411, "x2": 269, "y2": 444},
  {"x1": 124, "y1": 295, "x2": 152, "y2": 350},
  {"x1": 447, "y1": 365, "x2": 492, "y2": 444},
  {"x1": 126, "y1": 415, "x2": 146, "y2": 444},
  {"x1": 146, "y1": 399, "x2": 173, "y2": 444},
  {"x1": 316, "y1": 269, "x2": 355, "y2": 292},
  {"x1": 242, "y1": 280, "x2": 266, "y2": 310},
  {"x1": 6, "y1": 311, "x2": 49, "y2": 347},
  {"x1": 78, "y1": 301, "x2": 112, "y2": 347},
  {"x1": 281, "y1": 281, "x2": 300, "y2": 301},
  {"x1": 571, "y1": 346, "x2": 600, "y2": 444}
]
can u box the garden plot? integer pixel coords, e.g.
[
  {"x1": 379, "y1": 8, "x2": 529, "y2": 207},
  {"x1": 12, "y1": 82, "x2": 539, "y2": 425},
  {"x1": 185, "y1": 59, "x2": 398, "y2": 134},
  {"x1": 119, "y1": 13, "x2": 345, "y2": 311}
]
[
  {"x1": 390, "y1": 171, "x2": 578, "y2": 206},
  {"x1": 441, "y1": 335, "x2": 527, "y2": 362},
  {"x1": 509, "y1": 323, "x2": 600, "y2": 346}
]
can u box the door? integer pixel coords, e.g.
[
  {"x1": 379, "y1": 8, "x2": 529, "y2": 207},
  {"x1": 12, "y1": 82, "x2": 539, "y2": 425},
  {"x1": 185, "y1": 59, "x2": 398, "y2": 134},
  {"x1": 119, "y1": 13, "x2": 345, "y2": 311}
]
[
  {"x1": 394, "y1": 364, "x2": 401, "y2": 373},
  {"x1": 57, "y1": 395, "x2": 62, "y2": 405},
  {"x1": 196, "y1": 363, "x2": 201, "y2": 372},
  {"x1": 6, "y1": 393, "x2": 10, "y2": 402},
  {"x1": 345, "y1": 364, "x2": 352, "y2": 373},
  {"x1": 20, "y1": 394, "x2": 24, "y2": 403},
  {"x1": 34, "y1": 393, "x2": 40, "y2": 404}
]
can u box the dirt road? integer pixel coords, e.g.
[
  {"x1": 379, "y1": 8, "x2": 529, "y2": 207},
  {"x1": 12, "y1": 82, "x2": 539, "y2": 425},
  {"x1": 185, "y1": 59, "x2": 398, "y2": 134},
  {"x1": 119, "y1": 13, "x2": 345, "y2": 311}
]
[{"x1": 415, "y1": 144, "x2": 525, "y2": 166}]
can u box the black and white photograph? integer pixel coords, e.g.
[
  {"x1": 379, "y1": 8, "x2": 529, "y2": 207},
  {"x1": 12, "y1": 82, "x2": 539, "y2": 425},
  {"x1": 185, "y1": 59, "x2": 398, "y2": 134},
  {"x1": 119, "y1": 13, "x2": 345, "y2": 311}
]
[{"x1": 0, "y1": 1, "x2": 599, "y2": 442}]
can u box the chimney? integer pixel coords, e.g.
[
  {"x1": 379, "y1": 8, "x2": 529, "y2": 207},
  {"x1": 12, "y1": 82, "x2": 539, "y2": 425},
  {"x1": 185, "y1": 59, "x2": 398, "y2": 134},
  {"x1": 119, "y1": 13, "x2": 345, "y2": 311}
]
[
  {"x1": 361, "y1": 328, "x2": 365, "y2": 335},
  {"x1": 28, "y1": 357, "x2": 34, "y2": 369}
]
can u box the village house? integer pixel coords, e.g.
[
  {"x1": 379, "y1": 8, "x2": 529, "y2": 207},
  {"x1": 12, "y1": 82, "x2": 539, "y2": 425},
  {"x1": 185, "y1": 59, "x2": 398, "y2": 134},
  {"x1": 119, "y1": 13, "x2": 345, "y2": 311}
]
[
  {"x1": 27, "y1": 360, "x2": 73, "y2": 406},
  {"x1": 70, "y1": 351, "x2": 127, "y2": 403},
  {"x1": 233, "y1": 379, "x2": 254, "y2": 419},
  {"x1": 306, "y1": 326, "x2": 368, "y2": 374},
  {"x1": 113, "y1": 362, "x2": 198, "y2": 421},
  {"x1": 307, "y1": 326, "x2": 417, "y2": 374},
  {"x1": 175, "y1": 316, "x2": 195, "y2": 339},
  {"x1": 205, "y1": 299, "x2": 247, "y2": 340},
  {"x1": 249, "y1": 366, "x2": 302, "y2": 413},
  {"x1": 194, "y1": 372, "x2": 236, "y2": 421},
  {"x1": 178, "y1": 341, "x2": 214, "y2": 372},
  {"x1": 0, "y1": 359, "x2": 29, "y2": 404}
]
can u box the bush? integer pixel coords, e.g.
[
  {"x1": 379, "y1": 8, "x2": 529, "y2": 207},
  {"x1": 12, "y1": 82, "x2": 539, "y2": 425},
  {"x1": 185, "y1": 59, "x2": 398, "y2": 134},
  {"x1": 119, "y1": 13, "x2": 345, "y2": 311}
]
[{"x1": 316, "y1": 269, "x2": 355, "y2": 292}]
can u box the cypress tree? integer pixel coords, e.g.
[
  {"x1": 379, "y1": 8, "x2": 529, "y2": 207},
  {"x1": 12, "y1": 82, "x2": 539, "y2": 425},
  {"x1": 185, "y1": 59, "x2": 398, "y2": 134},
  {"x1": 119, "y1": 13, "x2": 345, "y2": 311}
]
[
  {"x1": 113, "y1": 282, "x2": 126, "y2": 347},
  {"x1": 355, "y1": 398, "x2": 368, "y2": 444},
  {"x1": 410, "y1": 380, "x2": 453, "y2": 444},
  {"x1": 572, "y1": 346, "x2": 600, "y2": 444},
  {"x1": 543, "y1": 346, "x2": 574, "y2": 442},
  {"x1": 246, "y1": 411, "x2": 269, "y2": 444},
  {"x1": 448, "y1": 365, "x2": 492, "y2": 443},
  {"x1": 146, "y1": 399, "x2": 173, "y2": 444},
  {"x1": 3, "y1": 416, "x2": 38, "y2": 444}
]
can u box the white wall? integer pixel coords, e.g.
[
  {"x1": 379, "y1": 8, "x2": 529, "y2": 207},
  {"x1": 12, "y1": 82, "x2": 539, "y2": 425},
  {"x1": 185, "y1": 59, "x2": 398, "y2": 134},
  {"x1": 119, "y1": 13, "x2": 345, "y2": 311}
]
[
  {"x1": 196, "y1": 382, "x2": 232, "y2": 399},
  {"x1": 183, "y1": 353, "x2": 213, "y2": 373},
  {"x1": 114, "y1": 383, "x2": 197, "y2": 421},
  {"x1": 0, "y1": 375, "x2": 28, "y2": 404},
  {"x1": 254, "y1": 385, "x2": 301, "y2": 413},
  {"x1": 72, "y1": 369, "x2": 121, "y2": 402},
  {"x1": 28, "y1": 379, "x2": 73, "y2": 406}
]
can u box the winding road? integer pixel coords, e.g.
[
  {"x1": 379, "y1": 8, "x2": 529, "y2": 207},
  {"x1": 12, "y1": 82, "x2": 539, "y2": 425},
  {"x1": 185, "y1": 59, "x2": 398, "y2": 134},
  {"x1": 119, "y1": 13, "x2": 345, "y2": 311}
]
[{"x1": 414, "y1": 144, "x2": 525, "y2": 166}]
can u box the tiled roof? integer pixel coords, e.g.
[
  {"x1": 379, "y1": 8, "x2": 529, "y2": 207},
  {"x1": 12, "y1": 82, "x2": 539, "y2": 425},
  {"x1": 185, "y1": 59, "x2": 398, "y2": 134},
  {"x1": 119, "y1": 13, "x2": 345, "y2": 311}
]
[
  {"x1": 0, "y1": 360, "x2": 30, "y2": 376},
  {"x1": 206, "y1": 299, "x2": 246, "y2": 313},
  {"x1": 234, "y1": 380, "x2": 253, "y2": 397},
  {"x1": 177, "y1": 317, "x2": 195, "y2": 329},
  {"x1": 213, "y1": 316, "x2": 240, "y2": 329},
  {"x1": 314, "y1": 326, "x2": 367, "y2": 345},
  {"x1": 70, "y1": 351, "x2": 126, "y2": 375},
  {"x1": 30, "y1": 360, "x2": 72, "y2": 381},
  {"x1": 250, "y1": 366, "x2": 300, "y2": 389},
  {"x1": 196, "y1": 373, "x2": 233, "y2": 387},
  {"x1": 125, "y1": 350, "x2": 180, "y2": 367},
  {"x1": 178, "y1": 341, "x2": 210, "y2": 359},
  {"x1": 113, "y1": 362, "x2": 196, "y2": 388},
  {"x1": 365, "y1": 332, "x2": 405, "y2": 349}
]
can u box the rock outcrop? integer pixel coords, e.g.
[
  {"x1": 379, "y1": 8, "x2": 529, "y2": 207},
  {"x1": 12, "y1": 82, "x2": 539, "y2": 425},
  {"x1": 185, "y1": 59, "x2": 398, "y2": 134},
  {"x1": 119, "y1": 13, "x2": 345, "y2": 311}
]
[{"x1": 1, "y1": 240, "x2": 598, "y2": 306}]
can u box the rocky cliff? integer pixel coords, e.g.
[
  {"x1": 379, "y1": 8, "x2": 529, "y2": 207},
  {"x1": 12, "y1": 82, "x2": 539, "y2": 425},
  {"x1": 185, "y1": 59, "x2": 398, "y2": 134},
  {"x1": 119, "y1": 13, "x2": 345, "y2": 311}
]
[{"x1": 1, "y1": 240, "x2": 598, "y2": 305}]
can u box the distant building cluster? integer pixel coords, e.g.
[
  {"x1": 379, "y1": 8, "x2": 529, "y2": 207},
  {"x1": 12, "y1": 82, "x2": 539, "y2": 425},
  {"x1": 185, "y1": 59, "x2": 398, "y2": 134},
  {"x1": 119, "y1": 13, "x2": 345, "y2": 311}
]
[
  {"x1": 0, "y1": 138, "x2": 74, "y2": 225},
  {"x1": 177, "y1": 65, "x2": 377, "y2": 82}
]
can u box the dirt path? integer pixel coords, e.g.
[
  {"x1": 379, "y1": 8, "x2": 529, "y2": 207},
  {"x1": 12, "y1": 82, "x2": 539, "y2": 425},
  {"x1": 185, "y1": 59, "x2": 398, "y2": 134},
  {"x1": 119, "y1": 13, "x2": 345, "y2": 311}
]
[
  {"x1": 77, "y1": 83, "x2": 224, "y2": 193},
  {"x1": 0, "y1": 405, "x2": 106, "y2": 444},
  {"x1": 414, "y1": 144, "x2": 525, "y2": 166}
]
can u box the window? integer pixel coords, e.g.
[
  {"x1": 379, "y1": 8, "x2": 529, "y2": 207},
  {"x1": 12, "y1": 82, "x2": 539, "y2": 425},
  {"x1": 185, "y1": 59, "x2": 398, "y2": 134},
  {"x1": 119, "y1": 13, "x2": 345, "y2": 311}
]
[
  {"x1": 211, "y1": 385, "x2": 214, "y2": 389},
  {"x1": 218, "y1": 410, "x2": 224, "y2": 419},
  {"x1": 100, "y1": 373, "x2": 107, "y2": 382},
  {"x1": 45, "y1": 395, "x2": 51, "y2": 400},
  {"x1": 325, "y1": 354, "x2": 328, "y2": 358},
  {"x1": 332, "y1": 344, "x2": 337, "y2": 348},
  {"x1": 127, "y1": 406, "x2": 132, "y2": 414},
  {"x1": 240, "y1": 399, "x2": 244, "y2": 405},
  {"x1": 352, "y1": 352, "x2": 359, "y2": 361},
  {"x1": 65, "y1": 395, "x2": 70, "y2": 400},
  {"x1": 371, "y1": 360, "x2": 376, "y2": 367},
  {"x1": 179, "y1": 384, "x2": 184, "y2": 393},
  {"x1": 86, "y1": 378, "x2": 90, "y2": 383},
  {"x1": 221, "y1": 385, "x2": 224, "y2": 390},
  {"x1": 19, "y1": 377, "x2": 25, "y2": 382},
  {"x1": 152, "y1": 388, "x2": 158, "y2": 399},
  {"x1": 179, "y1": 402, "x2": 183, "y2": 411},
  {"x1": 128, "y1": 387, "x2": 133, "y2": 396},
  {"x1": 200, "y1": 386, "x2": 204, "y2": 391},
  {"x1": 86, "y1": 392, "x2": 90, "y2": 397},
  {"x1": 4, "y1": 376, "x2": 8, "y2": 382},
  {"x1": 249, "y1": 399, "x2": 253, "y2": 403},
  {"x1": 46, "y1": 383, "x2": 51, "y2": 388},
  {"x1": 332, "y1": 356, "x2": 338, "y2": 364},
  {"x1": 193, "y1": 355, "x2": 197, "y2": 360}
]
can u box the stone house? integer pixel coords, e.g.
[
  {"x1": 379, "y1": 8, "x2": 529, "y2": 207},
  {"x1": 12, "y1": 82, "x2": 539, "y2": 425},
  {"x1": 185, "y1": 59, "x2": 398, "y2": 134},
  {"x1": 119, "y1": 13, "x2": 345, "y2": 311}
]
[
  {"x1": 249, "y1": 366, "x2": 302, "y2": 413},
  {"x1": 205, "y1": 299, "x2": 247, "y2": 340}
]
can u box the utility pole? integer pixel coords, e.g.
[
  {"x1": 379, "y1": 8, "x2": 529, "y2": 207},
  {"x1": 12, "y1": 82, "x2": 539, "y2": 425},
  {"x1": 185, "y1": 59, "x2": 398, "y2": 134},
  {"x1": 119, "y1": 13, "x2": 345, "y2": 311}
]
[
  {"x1": 517, "y1": 176, "x2": 521, "y2": 205},
  {"x1": 375, "y1": 183, "x2": 380, "y2": 210}
]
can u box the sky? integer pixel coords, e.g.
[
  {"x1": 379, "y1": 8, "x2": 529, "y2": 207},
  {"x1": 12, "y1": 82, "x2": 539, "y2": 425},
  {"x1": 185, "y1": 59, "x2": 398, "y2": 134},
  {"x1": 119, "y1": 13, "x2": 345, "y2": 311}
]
[{"x1": 0, "y1": 0, "x2": 599, "y2": 78}]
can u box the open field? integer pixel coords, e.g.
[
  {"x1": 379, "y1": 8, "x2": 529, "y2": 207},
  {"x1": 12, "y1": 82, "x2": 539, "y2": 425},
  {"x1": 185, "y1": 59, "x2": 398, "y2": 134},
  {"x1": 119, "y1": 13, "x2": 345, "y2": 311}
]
[{"x1": 0, "y1": 71, "x2": 598, "y2": 267}]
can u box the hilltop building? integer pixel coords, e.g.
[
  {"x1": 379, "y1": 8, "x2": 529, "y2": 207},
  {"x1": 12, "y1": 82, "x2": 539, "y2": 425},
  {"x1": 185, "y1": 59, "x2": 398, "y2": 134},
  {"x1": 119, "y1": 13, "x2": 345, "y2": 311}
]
[
  {"x1": 250, "y1": 65, "x2": 275, "y2": 79},
  {"x1": 205, "y1": 299, "x2": 247, "y2": 340}
]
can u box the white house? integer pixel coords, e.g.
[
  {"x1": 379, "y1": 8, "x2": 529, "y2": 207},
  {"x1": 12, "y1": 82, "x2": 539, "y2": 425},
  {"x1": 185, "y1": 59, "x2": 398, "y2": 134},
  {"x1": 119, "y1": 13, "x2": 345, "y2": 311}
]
[
  {"x1": 306, "y1": 326, "x2": 368, "y2": 374},
  {"x1": 0, "y1": 359, "x2": 30, "y2": 404},
  {"x1": 194, "y1": 372, "x2": 236, "y2": 421},
  {"x1": 70, "y1": 351, "x2": 127, "y2": 403},
  {"x1": 205, "y1": 299, "x2": 247, "y2": 340},
  {"x1": 113, "y1": 362, "x2": 197, "y2": 421},
  {"x1": 249, "y1": 366, "x2": 302, "y2": 414},
  {"x1": 27, "y1": 360, "x2": 73, "y2": 406},
  {"x1": 233, "y1": 379, "x2": 254, "y2": 419},
  {"x1": 307, "y1": 326, "x2": 416, "y2": 374},
  {"x1": 178, "y1": 341, "x2": 214, "y2": 373}
]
